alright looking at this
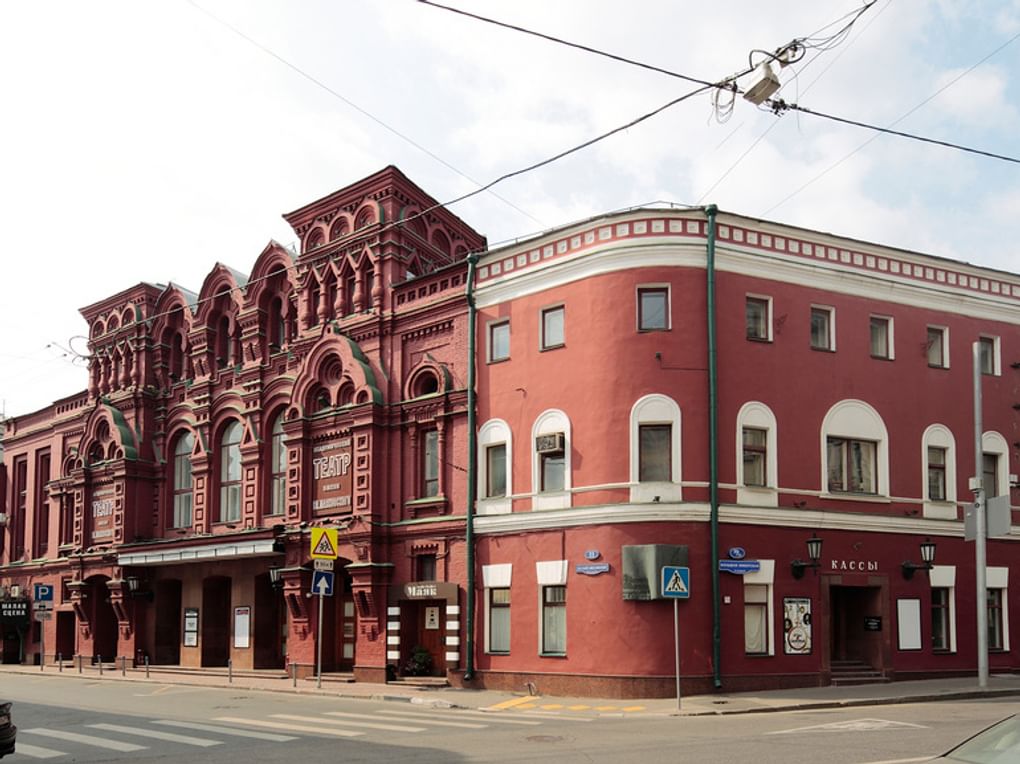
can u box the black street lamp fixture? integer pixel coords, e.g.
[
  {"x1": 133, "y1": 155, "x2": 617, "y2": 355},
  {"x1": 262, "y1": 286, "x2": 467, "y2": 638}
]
[
  {"x1": 268, "y1": 567, "x2": 284, "y2": 590},
  {"x1": 791, "y1": 533, "x2": 823, "y2": 579},
  {"x1": 125, "y1": 576, "x2": 154, "y2": 601},
  {"x1": 902, "y1": 537, "x2": 937, "y2": 580}
]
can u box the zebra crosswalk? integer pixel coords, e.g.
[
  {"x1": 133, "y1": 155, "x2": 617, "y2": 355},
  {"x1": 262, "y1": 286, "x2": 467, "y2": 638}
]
[{"x1": 10, "y1": 704, "x2": 594, "y2": 759}]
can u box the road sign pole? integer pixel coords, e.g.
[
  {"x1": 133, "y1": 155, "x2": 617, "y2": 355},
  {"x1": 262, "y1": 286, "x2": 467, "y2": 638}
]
[
  {"x1": 40, "y1": 623, "x2": 45, "y2": 672},
  {"x1": 317, "y1": 587, "x2": 324, "y2": 689},
  {"x1": 674, "y1": 598, "x2": 681, "y2": 712}
]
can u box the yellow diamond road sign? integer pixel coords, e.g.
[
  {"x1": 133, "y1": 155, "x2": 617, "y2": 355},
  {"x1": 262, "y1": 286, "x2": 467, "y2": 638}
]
[{"x1": 310, "y1": 527, "x2": 339, "y2": 560}]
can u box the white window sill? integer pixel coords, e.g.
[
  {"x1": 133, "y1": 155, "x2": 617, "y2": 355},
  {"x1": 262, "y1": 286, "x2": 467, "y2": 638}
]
[
  {"x1": 477, "y1": 497, "x2": 512, "y2": 516},
  {"x1": 820, "y1": 492, "x2": 891, "y2": 504},
  {"x1": 923, "y1": 501, "x2": 958, "y2": 520},
  {"x1": 737, "y1": 486, "x2": 778, "y2": 508},
  {"x1": 630, "y1": 482, "x2": 682, "y2": 504},
  {"x1": 532, "y1": 492, "x2": 571, "y2": 511}
]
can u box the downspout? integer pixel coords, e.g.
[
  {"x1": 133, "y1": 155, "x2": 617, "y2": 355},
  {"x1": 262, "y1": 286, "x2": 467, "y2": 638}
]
[
  {"x1": 463, "y1": 253, "x2": 479, "y2": 681},
  {"x1": 705, "y1": 204, "x2": 722, "y2": 689}
]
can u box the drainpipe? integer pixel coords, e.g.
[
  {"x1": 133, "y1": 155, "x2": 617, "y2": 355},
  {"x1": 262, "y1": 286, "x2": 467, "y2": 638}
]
[
  {"x1": 705, "y1": 205, "x2": 722, "y2": 689},
  {"x1": 463, "y1": 253, "x2": 479, "y2": 681}
]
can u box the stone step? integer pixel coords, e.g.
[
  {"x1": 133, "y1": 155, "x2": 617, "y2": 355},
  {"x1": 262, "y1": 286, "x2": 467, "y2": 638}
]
[{"x1": 387, "y1": 676, "x2": 450, "y2": 689}]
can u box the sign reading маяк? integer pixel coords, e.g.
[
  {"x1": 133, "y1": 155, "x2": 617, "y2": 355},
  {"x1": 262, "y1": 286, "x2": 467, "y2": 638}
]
[{"x1": 311, "y1": 438, "x2": 353, "y2": 514}]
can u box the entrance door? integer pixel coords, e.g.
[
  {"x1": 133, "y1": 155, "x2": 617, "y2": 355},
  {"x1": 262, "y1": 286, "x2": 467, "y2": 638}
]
[
  {"x1": 88, "y1": 578, "x2": 118, "y2": 662},
  {"x1": 154, "y1": 580, "x2": 182, "y2": 665},
  {"x1": 201, "y1": 576, "x2": 231, "y2": 667},
  {"x1": 55, "y1": 611, "x2": 75, "y2": 660},
  {"x1": 400, "y1": 600, "x2": 444, "y2": 677},
  {"x1": 830, "y1": 585, "x2": 883, "y2": 669},
  {"x1": 253, "y1": 573, "x2": 284, "y2": 670}
]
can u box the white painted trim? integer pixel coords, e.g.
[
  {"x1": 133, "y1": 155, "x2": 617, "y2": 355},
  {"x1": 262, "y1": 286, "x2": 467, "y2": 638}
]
[
  {"x1": 386, "y1": 607, "x2": 400, "y2": 616},
  {"x1": 629, "y1": 394, "x2": 682, "y2": 503},
  {"x1": 386, "y1": 636, "x2": 399, "y2": 645},
  {"x1": 736, "y1": 401, "x2": 778, "y2": 507},
  {"x1": 445, "y1": 652, "x2": 460, "y2": 662},
  {"x1": 482, "y1": 563, "x2": 512, "y2": 588},
  {"x1": 386, "y1": 651, "x2": 400, "y2": 661},
  {"x1": 820, "y1": 399, "x2": 889, "y2": 497},
  {"x1": 536, "y1": 560, "x2": 568, "y2": 586},
  {"x1": 117, "y1": 539, "x2": 276, "y2": 566},
  {"x1": 930, "y1": 564, "x2": 957, "y2": 653},
  {"x1": 922, "y1": 424, "x2": 958, "y2": 518},
  {"x1": 982, "y1": 431, "x2": 1010, "y2": 497},
  {"x1": 531, "y1": 409, "x2": 571, "y2": 510},
  {"x1": 477, "y1": 418, "x2": 512, "y2": 513}
]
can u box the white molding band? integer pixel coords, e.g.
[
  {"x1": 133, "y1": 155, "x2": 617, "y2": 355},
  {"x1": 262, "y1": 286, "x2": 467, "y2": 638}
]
[
  {"x1": 536, "y1": 560, "x2": 568, "y2": 586},
  {"x1": 482, "y1": 563, "x2": 512, "y2": 588},
  {"x1": 117, "y1": 539, "x2": 277, "y2": 566}
]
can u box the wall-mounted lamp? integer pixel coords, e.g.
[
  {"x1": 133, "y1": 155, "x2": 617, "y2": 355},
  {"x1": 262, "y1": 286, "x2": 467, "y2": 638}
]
[
  {"x1": 790, "y1": 533, "x2": 823, "y2": 579},
  {"x1": 901, "y1": 537, "x2": 936, "y2": 580},
  {"x1": 268, "y1": 567, "x2": 284, "y2": 590},
  {"x1": 125, "y1": 576, "x2": 154, "y2": 601}
]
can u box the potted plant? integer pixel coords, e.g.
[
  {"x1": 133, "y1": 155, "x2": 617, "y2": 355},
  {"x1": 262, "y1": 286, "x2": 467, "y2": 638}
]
[{"x1": 402, "y1": 645, "x2": 433, "y2": 677}]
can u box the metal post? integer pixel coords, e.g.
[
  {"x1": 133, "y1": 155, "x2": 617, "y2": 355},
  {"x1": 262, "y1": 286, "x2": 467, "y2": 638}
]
[
  {"x1": 40, "y1": 624, "x2": 45, "y2": 671},
  {"x1": 316, "y1": 592, "x2": 324, "y2": 689},
  {"x1": 145, "y1": 655, "x2": 150, "y2": 680},
  {"x1": 58, "y1": 652, "x2": 62, "y2": 673},
  {"x1": 98, "y1": 657, "x2": 103, "y2": 676},
  {"x1": 77, "y1": 654, "x2": 82, "y2": 674},
  {"x1": 973, "y1": 341, "x2": 989, "y2": 689},
  {"x1": 291, "y1": 661, "x2": 297, "y2": 688},
  {"x1": 121, "y1": 656, "x2": 126, "y2": 676},
  {"x1": 228, "y1": 658, "x2": 233, "y2": 684},
  {"x1": 674, "y1": 598, "x2": 681, "y2": 712}
]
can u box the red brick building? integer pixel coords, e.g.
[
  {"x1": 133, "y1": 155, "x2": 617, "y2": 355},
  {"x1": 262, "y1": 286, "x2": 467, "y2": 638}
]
[{"x1": 2, "y1": 168, "x2": 1018, "y2": 696}]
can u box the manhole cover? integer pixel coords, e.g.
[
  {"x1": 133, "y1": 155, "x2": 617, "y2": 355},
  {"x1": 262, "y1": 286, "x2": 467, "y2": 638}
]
[{"x1": 526, "y1": 735, "x2": 565, "y2": 744}]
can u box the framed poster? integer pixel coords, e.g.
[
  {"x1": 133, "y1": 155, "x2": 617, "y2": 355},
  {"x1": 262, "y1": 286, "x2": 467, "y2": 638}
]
[
  {"x1": 233, "y1": 606, "x2": 251, "y2": 649},
  {"x1": 183, "y1": 607, "x2": 199, "y2": 647},
  {"x1": 783, "y1": 597, "x2": 812, "y2": 655}
]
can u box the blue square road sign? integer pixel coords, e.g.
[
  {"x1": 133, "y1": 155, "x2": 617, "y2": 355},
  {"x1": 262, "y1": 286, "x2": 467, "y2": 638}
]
[
  {"x1": 661, "y1": 566, "x2": 690, "y2": 599},
  {"x1": 311, "y1": 570, "x2": 335, "y2": 597}
]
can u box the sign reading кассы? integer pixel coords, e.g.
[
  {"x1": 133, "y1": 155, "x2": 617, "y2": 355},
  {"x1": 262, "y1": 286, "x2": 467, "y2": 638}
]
[{"x1": 311, "y1": 438, "x2": 353, "y2": 516}]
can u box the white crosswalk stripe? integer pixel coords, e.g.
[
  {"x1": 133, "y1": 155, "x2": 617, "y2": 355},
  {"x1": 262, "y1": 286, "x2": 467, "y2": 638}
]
[
  {"x1": 23, "y1": 728, "x2": 148, "y2": 752},
  {"x1": 88, "y1": 722, "x2": 221, "y2": 747},
  {"x1": 371, "y1": 710, "x2": 488, "y2": 729},
  {"x1": 454, "y1": 709, "x2": 583, "y2": 723},
  {"x1": 213, "y1": 716, "x2": 363, "y2": 738},
  {"x1": 280, "y1": 713, "x2": 424, "y2": 733},
  {"x1": 7, "y1": 742, "x2": 66, "y2": 759},
  {"x1": 154, "y1": 719, "x2": 298, "y2": 741},
  {"x1": 416, "y1": 710, "x2": 542, "y2": 726}
]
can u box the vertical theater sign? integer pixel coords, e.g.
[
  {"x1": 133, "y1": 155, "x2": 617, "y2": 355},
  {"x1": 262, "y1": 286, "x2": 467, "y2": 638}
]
[{"x1": 312, "y1": 437, "x2": 353, "y2": 516}]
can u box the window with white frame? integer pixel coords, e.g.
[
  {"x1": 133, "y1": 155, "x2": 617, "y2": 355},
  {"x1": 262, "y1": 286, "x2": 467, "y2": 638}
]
[
  {"x1": 531, "y1": 410, "x2": 571, "y2": 510},
  {"x1": 477, "y1": 419, "x2": 512, "y2": 515},
  {"x1": 630, "y1": 395, "x2": 682, "y2": 503},
  {"x1": 979, "y1": 335, "x2": 1000, "y2": 376},
  {"x1": 219, "y1": 420, "x2": 243, "y2": 523},
  {"x1": 268, "y1": 412, "x2": 286, "y2": 516},
  {"x1": 870, "y1": 315, "x2": 893, "y2": 359},
  {"x1": 488, "y1": 320, "x2": 510, "y2": 363},
  {"x1": 987, "y1": 566, "x2": 1009, "y2": 651},
  {"x1": 736, "y1": 402, "x2": 778, "y2": 506},
  {"x1": 928, "y1": 561, "x2": 959, "y2": 654},
  {"x1": 536, "y1": 560, "x2": 567, "y2": 656},
  {"x1": 541, "y1": 306, "x2": 564, "y2": 350},
  {"x1": 745, "y1": 296, "x2": 771, "y2": 342},
  {"x1": 637, "y1": 286, "x2": 669, "y2": 331},
  {"x1": 821, "y1": 400, "x2": 889, "y2": 497},
  {"x1": 422, "y1": 429, "x2": 439, "y2": 498},
  {"x1": 810, "y1": 306, "x2": 834, "y2": 351},
  {"x1": 482, "y1": 563, "x2": 512, "y2": 655},
  {"x1": 927, "y1": 326, "x2": 948, "y2": 368},
  {"x1": 923, "y1": 424, "x2": 957, "y2": 518},
  {"x1": 742, "y1": 560, "x2": 775, "y2": 656},
  {"x1": 982, "y1": 431, "x2": 1009, "y2": 499},
  {"x1": 171, "y1": 431, "x2": 194, "y2": 529}
]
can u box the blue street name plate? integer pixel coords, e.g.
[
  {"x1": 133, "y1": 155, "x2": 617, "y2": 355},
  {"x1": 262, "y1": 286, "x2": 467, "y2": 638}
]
[
  {"x1": 575, "y1": 563, "x2": 610, "y2": 576},
  {"x1": 719, "y1": 559, "x2": 761, "y2": 575}
]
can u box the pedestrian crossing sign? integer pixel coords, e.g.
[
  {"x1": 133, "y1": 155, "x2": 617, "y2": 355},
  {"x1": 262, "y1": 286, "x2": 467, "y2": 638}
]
[
  {"x1": 310, "y1": 527, "x2": 339, "y2": 559},
  {"x1": 661, "y1": 566, "x2": 690, "y2": 599}
]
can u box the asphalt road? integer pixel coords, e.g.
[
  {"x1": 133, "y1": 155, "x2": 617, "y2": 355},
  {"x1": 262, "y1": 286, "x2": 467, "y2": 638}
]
[{"x1": 1, "y1": 674, "x2": 1016, "y2": 763}]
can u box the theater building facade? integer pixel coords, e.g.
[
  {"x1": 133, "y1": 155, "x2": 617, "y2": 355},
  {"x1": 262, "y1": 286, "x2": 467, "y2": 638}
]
[{"x1": 2, "y1": 166, "x2": 1019, "y2": 696}]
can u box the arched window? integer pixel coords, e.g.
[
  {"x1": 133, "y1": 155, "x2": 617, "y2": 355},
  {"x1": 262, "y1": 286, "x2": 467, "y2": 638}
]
[
  {"x1": 820, "y1": 400, "x2": 889, "y2": 497},
  {"x1": 478, "y1": 419, "x2": 512, "y2": 515},
  {"x1": 982, "y1": 431, "x2": 1010, "y2": 499},
  {"x1": 531, "y1": 410, "x2": 571, "y2": 510},
  {"x1": 736, "y1": 402, "x2": 778, "y2": 507},
  {"x1": 268, "y1": 296, "x2": 285, "y2": 350},
  {"x1": 219, "y1": 420, "x2": 243, "y2": 523},
  {"x1": 216, "y1": 314, "x2": 232, "y2": 368},
  {"x1": 629, "y1": 395, "x2": 681, "y2": 503},
  {"x1": 172, "y1": 431, "x2": 195, "y2": 529},
  {"x1": 922, "y1": 424, "x2": 957, "y2": 518},
  {"x1": 268, "y1": 413, "x2": 287, "y2": 517}
]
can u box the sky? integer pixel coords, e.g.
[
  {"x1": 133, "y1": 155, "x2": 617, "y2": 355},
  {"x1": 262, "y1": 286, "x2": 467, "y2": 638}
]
[{"x1": 1, "y1": 0, "x2": 1019, "y2": 418}]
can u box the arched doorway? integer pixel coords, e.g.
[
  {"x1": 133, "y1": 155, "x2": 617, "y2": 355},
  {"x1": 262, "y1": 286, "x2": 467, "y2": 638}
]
[
  {"x1": 85, "y1": 576, "x2": 117, "y2": 663},
  {"x1": 154, "y1": 579, "x2": 182, "y2": 665},
  {"x1": 201, "y1": 576, "x2": 231, "y2": 667}
]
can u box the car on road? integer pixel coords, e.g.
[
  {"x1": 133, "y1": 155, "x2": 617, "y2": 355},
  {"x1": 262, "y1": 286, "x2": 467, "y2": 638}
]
[
  {"x1": 0, "y1": 700, "x2": 14, "y2": 758},
  {"x1": 933, "y1": 714, "x2": 1020, "y2": 762}
]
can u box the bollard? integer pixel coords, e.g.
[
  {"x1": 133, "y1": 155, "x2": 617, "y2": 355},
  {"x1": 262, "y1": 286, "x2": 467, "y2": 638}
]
[
  {"x1": 291, "y1": 661, "x2": 297, "y2": 688},
  {"x1": 99, "y1": 658, "x2": 103, "y2": 676},
  {"x1": 77, "y1": 654, "x2": 82, "y2": 674},
  {"x1": 145, "y1": 655, "x2": 150, "y2": 680},
  {"x1": 121, "y1": 656, "x2": 126, "y2": 676},
  {"x1": 58, "y1": 653, "x2": 62, "y2": 673},
  {"x1": 228, "y1": 658, "x2": 233, "y2": 684}
]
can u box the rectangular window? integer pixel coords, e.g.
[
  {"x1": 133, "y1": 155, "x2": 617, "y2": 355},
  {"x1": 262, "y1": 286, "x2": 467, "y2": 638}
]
[
  {"x1": 486, "y1": 443, "x2": 507, "y2": 498},
  {"x1": 870, "y1": 316, "x2": 892, "y2": 359},
  {"x1": 810, "y1": 307, "x2": 833, "y2": 351},
  {"x1": 174, "y1": 447, "x2": 194, "y2": 528},
  {"x1": 742, "y1": 427, "x2": 767, "y2": 487},
  {"x1": 746, "y1": 297, "x2": 770, "y2": 341},
  {"x1": 927, "y1": 327, "x2": 947, "y2": 368},
  {"x1": 540, "y1": 452, "x2": 565, "y2": 492},
  {"x1": 932, "y1": 587, "x2": 950, "y2": 650},
  {"x1": 827, "y1": 437, "x2": 877, "y2": 494},
  {"x1": 983, "y1": 453, "x2": 999, "y2": 498},
  {"x1": 979, "y1": 336, "x2": 997, "y2": 375},
  {"x1": 13, "y1": 457, "x2": 27, "y2": 560},
  {"x1": 928, "y1": 446, "x2": 947, "y2": 502},
  {"x1": 988, "y1": 588, "x2": 1004, "y2": 650},
  {"x1": 744, "y1": 584, "x2": 769, "y2": 655},
  {"x1": 422, "y1": 429, "x2": 439, "y2": 497},
  {"x1": 541, "y1": 585, "x2": 566, "y2": 655},
  {"x1": 638, "y1": 424, "x2": 671, "y2": 482},
  {"x1": 489, "y1": 588, "x2": 511, "y2": 654},
  {"x1": 34, "y1": 450, "x2": 51, "y2": 558},
  {"x1": 488, "y1": 321, "x2": 510, "y2": 362},
  {"x1": 541, "y1": 306, "x2": 565, "y2": 350},
  {"x1": 416, "y1": 553, "x2": 437, "y2": 581},
  {"x1": 638, "y1": 287, "x2": 668, "y2": 331}
]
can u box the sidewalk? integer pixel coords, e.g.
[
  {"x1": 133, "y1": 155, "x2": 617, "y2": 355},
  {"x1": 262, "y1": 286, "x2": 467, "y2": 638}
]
[{"x1": 2, "y1": 662, "x2": 1018, "y2": 717}]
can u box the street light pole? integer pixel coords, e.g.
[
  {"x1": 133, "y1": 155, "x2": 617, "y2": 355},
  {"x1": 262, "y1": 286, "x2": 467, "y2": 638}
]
[{"x1": 973, "y1": 341, "x2": 988, "y2": 689}]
